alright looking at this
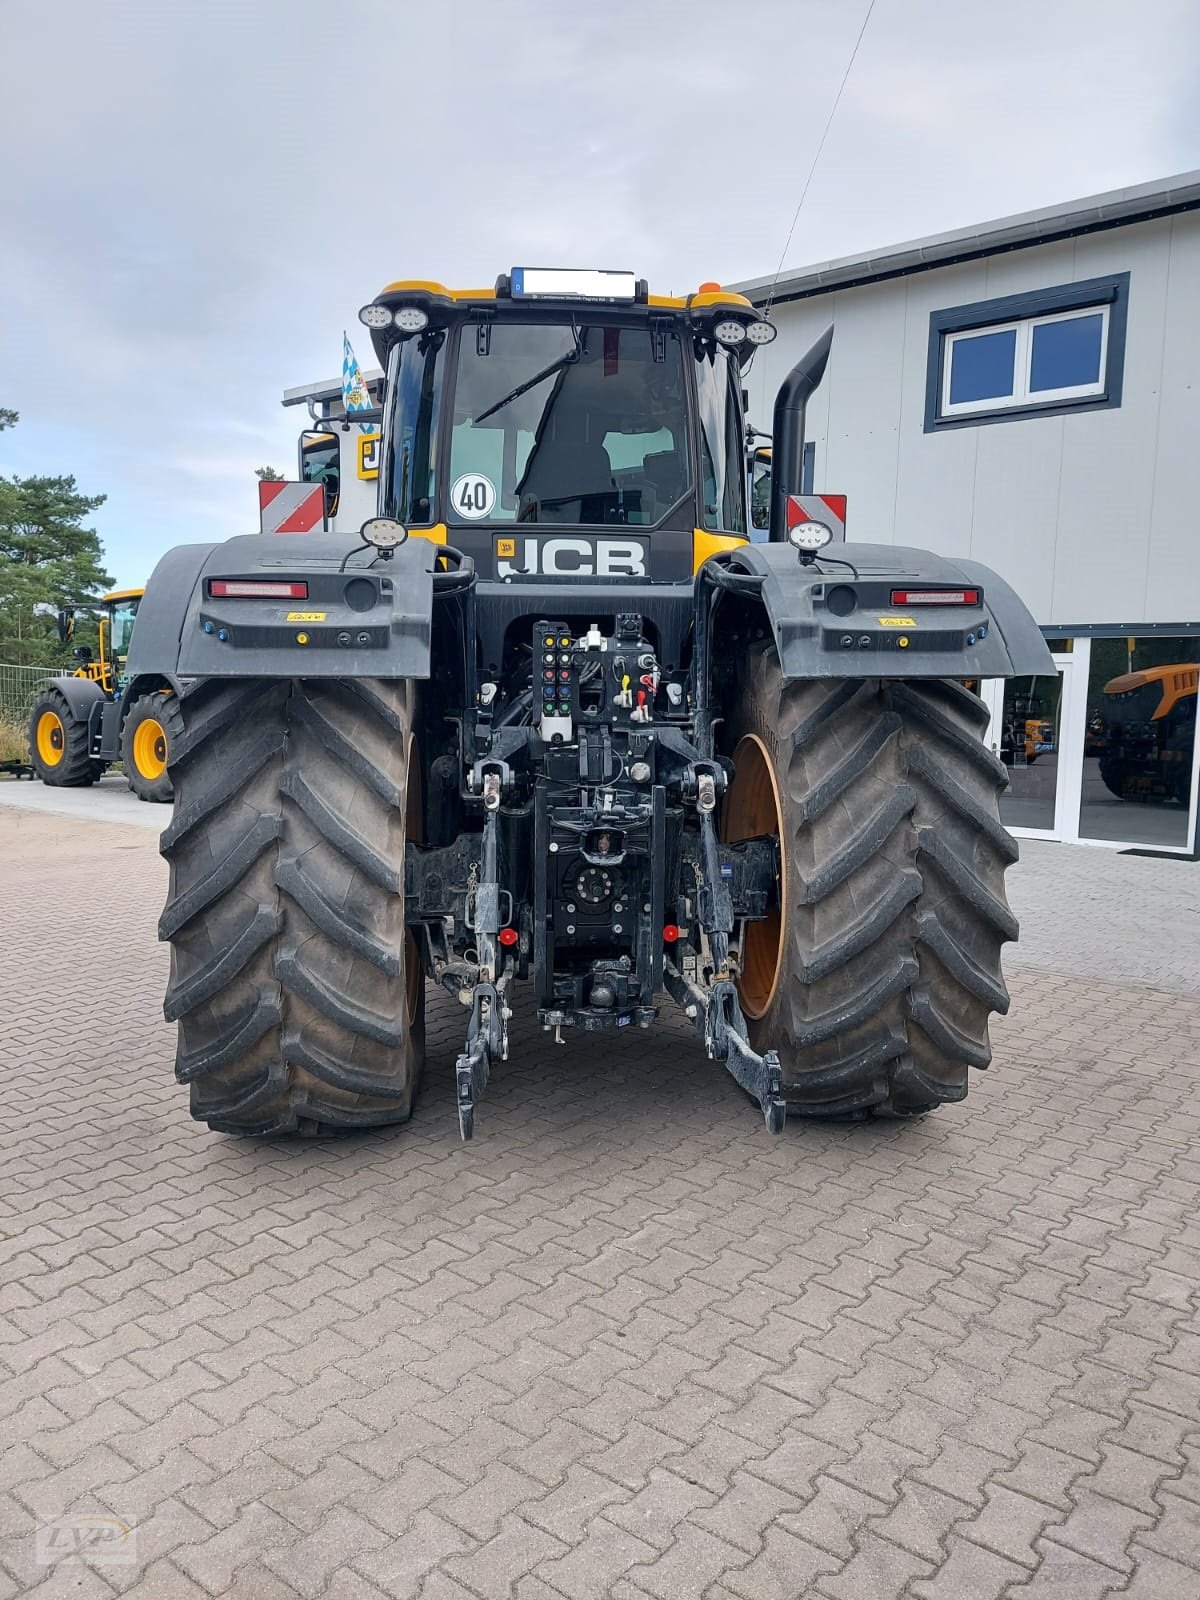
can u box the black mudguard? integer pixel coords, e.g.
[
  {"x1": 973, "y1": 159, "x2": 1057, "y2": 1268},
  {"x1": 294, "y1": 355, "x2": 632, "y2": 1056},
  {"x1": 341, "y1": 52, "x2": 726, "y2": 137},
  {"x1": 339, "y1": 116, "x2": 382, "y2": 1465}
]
[
  {"x1": 723, "y1": 542, "x2": 1055, "y2": 679},
  {"x1": 42, "y1": 675, "x2": 106, "y2": 722},
  {"x1": 127, "y1": 533, "x2": 436, "y2": 691}
]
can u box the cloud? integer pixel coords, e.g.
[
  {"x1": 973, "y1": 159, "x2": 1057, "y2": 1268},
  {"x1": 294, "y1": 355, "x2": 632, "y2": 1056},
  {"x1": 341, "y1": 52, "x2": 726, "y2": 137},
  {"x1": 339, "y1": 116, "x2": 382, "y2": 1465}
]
[{"x1": 1, "y1": 0, "x2": 1196, "y2": 584}]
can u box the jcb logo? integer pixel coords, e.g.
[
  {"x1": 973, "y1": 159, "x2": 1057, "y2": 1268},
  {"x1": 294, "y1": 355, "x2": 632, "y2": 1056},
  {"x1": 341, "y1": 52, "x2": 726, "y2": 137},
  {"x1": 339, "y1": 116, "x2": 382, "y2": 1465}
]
[
  {"x1": 357, "y1": 433, "x2": 380, "y2": 480},
  {"x1": 496, "y1": 537, "x2": 647, "y2": 579}
]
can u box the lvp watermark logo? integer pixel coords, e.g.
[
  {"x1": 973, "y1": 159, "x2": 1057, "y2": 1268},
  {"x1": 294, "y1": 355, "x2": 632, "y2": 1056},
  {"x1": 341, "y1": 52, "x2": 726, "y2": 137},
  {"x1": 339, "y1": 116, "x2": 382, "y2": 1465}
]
[{"x1": 36, "y1": 1514, "x2": 137, "y2": 1568}]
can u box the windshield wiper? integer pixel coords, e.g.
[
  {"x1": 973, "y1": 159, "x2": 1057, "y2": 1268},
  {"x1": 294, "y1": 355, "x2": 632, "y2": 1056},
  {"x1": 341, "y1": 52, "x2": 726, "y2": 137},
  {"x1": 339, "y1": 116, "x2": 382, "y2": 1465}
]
[{"x1": 473, "y1": 327, "x2": 583, "y2": 425}]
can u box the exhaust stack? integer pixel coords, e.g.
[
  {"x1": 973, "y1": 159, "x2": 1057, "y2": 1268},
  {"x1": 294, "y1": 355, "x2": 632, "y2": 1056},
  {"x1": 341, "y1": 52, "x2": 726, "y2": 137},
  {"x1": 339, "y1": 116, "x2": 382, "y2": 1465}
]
[{"x1": 768, "y1": 325, "x2": 833, "y2": 544}]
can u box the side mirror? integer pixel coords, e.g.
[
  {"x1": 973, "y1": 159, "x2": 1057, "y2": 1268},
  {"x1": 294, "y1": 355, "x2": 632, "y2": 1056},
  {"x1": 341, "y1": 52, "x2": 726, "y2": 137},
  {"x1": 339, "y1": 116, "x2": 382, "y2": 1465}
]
[
  {"x1": 57, "y1": 609, "x2": 75, "y2": 644},
  {"x1": 300, "y1": 429, "x2": 341, "y2": 516}
]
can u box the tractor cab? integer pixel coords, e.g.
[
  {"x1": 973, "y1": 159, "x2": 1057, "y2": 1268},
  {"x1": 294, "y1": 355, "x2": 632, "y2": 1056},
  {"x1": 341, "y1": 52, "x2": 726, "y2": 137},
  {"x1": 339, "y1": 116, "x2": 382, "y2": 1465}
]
[
  {"x1": 356, "y1": 270, "x2": 777, "y2": 583},
  {"x1": 105, "y1": 590, "x2": 143, "y2": 681},
  {"x1": 57, "y1": 588, "x2": 145, "y2": 698}
]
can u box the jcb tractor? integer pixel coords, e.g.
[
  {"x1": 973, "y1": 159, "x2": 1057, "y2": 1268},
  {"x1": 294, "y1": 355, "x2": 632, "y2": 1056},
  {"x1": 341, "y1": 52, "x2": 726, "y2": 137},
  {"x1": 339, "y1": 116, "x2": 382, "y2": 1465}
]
[
  {"x1": 28, "y1": 588, "x2": 181, "y2": 802},
  {"x1": 129, "y1": 268, "x2": 1053, "y2": 1139}
]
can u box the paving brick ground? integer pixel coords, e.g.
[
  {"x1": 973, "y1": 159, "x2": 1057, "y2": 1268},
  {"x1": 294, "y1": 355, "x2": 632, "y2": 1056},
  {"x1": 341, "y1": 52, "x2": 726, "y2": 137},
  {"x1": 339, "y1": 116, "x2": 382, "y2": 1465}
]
[{"x1": 1, "y1": 804, "x2": 1198, "y2": 1599}]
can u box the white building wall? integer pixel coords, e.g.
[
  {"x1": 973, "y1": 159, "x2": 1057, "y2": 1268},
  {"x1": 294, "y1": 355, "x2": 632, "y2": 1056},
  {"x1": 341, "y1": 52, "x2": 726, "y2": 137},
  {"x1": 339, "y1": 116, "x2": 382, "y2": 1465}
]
[{"x1": 745, "y1": 212, "x2": 1200, "y2": 627}]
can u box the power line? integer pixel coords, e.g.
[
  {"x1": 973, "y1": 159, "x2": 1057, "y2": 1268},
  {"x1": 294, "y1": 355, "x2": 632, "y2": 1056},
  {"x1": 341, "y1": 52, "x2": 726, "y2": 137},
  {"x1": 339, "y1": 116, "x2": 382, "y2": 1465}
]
[{"x1": 764, "y1": 0, "x2": 879, "y2": 315}]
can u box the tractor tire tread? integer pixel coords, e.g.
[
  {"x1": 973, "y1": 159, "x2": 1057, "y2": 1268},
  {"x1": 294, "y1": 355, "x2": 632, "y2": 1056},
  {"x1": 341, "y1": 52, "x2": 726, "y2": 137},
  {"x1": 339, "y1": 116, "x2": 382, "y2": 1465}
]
[
  {"x1": 730, "y1": 648, "x2": 1017, "y2": 1118},
  {"x1": 160, "y1": 676, "x2": 423, "y2": 1135}
]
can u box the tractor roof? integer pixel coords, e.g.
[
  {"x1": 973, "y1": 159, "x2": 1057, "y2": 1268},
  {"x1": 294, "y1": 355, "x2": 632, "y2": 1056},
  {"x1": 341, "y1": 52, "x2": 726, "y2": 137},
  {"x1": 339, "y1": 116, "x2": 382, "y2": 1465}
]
[
  {"x1": 374, "y1": 277, "x2": 755, "y2": 314},
  {"x1": 1104, "y1": 664, "x2": 1200, "y2": 694},
  {"x1": 361, "y1": 272, "x2": 767, "y2": 367}
]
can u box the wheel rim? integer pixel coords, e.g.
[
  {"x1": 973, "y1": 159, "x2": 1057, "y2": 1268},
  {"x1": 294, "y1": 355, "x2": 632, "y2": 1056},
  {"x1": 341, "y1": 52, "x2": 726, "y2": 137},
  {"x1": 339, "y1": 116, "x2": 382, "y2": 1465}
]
[
  {"x1": 722, "y1": 733, "x2": 785, "y2": 1020},
  {"x1": 36, "y1": 709, "x2": 65, "y2": 767},
  {"x1": 133, "y1": 717, "x2": 168, "y2": 780}
]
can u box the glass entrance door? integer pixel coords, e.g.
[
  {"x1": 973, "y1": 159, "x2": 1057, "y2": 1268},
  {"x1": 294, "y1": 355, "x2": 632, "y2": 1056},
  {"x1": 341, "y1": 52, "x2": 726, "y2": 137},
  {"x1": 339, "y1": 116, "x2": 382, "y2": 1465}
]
[
  {"x1": 1078, "y1": 638, "x2": 1200, "y2": 851},
  {"x1": 982, "y1": 654, "x2": 1080, "y2": 839},
  {"x1": 983, "y1": 638, "x2": 1199, "y2": 853}
]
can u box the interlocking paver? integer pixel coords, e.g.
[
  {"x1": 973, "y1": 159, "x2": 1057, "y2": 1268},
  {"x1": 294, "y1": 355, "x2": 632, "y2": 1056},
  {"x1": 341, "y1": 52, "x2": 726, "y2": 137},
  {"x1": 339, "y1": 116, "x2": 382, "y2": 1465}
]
[
  {"x1": 623, "y1": 1521, "x2": 748, "y2": 1600},
  {"x1": 353, "y1": 1509, "x2": 472, "y2": 1597},
  {"x1": 778, "y1": 1473, "x2": 889, "y2": 1559},
  {"x1": 261, "y1": 1507, "x2": 391, "y2": 1599},
  {"x1": 1121, "y1": 1541, "x2": 1200, "y2": 1598},
  {"x1": 815, "y1": 1528, "x2": 935, "y2": 1598},
  {"x1": 911, "y1": 1534, "x2": 1028, "y2": 1600},
  {"x1": 723, "y1": 1523, "x2": 842, "y2": 1600},
  {"x1": 1000, "y1": 1535, "x2": 1128, "y2": 1598},
  {"x1": 3, "y1": 808, "x2": 1200, "y2": 1599}
]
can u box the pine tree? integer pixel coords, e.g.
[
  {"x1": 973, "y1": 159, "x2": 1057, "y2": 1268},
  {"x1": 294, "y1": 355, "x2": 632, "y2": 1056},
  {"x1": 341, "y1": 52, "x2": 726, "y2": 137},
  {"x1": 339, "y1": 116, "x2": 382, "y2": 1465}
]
[{"x1": 0, "y1": 437, "x2": 114, "y2": 665}]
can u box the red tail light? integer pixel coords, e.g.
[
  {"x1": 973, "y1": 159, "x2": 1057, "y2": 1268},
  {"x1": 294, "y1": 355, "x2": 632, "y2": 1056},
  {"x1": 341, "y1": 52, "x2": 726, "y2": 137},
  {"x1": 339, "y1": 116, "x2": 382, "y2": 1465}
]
[
  {"x1": 209, "y1": 580, "x2": 309, "y2": 599},
  {"x1": 890, "y1": 588, "x2": 980, "y2": 606},
  {"x1": 662, "y1": 924, "x2": 681, "y2": 943},
  {"x1": 498, "y1": 927, "x2": 519, "y2": 947}
]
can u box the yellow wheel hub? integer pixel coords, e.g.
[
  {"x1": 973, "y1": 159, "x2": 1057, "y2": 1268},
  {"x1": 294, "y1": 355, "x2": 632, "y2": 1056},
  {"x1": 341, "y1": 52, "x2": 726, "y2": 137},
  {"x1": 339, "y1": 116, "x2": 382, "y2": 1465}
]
[
  {"x1": 133, "y1": 716, "x2": 168, "y2": 781},
  {"x1": 36, "y1": 709, "x2": 65, "y2": 767},
  {"x1": 722, "y1": 734, "x2": 785, "y2": 1020}
]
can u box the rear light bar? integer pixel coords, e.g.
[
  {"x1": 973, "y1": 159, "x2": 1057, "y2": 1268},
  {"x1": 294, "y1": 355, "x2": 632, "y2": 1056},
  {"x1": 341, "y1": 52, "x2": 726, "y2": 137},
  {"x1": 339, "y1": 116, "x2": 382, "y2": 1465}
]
[
  {"x1": 890, "y1": 588, "x2": 980, "y2": 606},
  {"x1": 209, "y1": 580, "x2": 309, "y2": 599}
]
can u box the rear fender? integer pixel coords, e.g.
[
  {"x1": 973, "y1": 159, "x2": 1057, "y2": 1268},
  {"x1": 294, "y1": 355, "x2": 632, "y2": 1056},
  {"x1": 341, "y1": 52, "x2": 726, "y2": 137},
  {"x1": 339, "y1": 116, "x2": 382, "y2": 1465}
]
[
  {"x1": 722, "y1": 542, "x2": 1054, "y2": 680},
  {"x1": 41, "y1": 675, "x2": 106, "y2": 722},
  {"x1": 127, "y1": 534, "x2": 435, "y2": 690}
]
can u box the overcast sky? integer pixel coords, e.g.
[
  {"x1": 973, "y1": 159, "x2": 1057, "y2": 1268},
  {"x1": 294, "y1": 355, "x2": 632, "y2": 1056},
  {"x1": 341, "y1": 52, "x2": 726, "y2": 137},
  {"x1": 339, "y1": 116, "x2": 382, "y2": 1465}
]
[{"x1": 1, "y1": 0, "x2": 1197, "y2": 587}]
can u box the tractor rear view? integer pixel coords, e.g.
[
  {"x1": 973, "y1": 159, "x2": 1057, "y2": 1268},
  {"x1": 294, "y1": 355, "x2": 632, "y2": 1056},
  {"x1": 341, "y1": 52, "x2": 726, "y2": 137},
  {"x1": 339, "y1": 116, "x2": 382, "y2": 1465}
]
[{"x1": 130, "y1": 268, "x2": 1053, "y2": 1139}]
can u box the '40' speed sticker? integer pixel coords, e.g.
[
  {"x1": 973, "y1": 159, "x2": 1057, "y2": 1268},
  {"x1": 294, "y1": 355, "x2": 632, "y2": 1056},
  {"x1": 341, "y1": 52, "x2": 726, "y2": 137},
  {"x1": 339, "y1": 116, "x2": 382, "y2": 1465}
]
[{"x1": 451, "y1": 473, "x2": 496, "y2": 520}]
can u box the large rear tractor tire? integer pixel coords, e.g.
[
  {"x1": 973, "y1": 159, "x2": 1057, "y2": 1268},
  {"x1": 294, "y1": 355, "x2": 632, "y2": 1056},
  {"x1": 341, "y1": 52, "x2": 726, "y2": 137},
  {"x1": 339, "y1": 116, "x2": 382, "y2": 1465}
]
[
  {"x1": 159, "y1": 678, "x2": 425, "y2": 1135},
  {"x1": 723, "y1": 647, "x2": 1018, "y2": 1118},
  {"x1": 28, "y1": 688, "x2": 103, "y2": 787},
  {"x1": 122, "y1": 692, "x2": 183, "y2": 803}
]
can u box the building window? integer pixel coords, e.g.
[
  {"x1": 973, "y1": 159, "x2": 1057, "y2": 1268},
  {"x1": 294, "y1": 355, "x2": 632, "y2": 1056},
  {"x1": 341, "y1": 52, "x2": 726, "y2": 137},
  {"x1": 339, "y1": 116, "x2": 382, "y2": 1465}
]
[{"x1": 925, "y1": 272, "x2": 1129, "y2": 431}]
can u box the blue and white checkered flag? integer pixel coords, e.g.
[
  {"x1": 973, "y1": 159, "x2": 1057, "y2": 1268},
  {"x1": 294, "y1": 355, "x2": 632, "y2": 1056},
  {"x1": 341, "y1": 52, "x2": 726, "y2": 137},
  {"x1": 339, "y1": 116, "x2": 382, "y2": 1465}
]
[{"x1": 342, "y1": 333, "x2": 374, "y2": 432}]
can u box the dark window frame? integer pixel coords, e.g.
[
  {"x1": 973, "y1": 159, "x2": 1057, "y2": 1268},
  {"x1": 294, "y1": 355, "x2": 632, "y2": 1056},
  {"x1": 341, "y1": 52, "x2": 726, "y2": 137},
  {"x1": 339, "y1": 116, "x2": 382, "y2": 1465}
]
[{"x1": 924, "y1": 272, "x2": 1130, "y2": 432}]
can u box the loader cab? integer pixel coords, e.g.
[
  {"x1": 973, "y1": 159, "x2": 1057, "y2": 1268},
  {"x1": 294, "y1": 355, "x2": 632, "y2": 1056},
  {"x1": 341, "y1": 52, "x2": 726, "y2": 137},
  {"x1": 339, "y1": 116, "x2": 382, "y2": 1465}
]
[{"x1": 360, "y1": 271, "x2": 777, "y2": 581}]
